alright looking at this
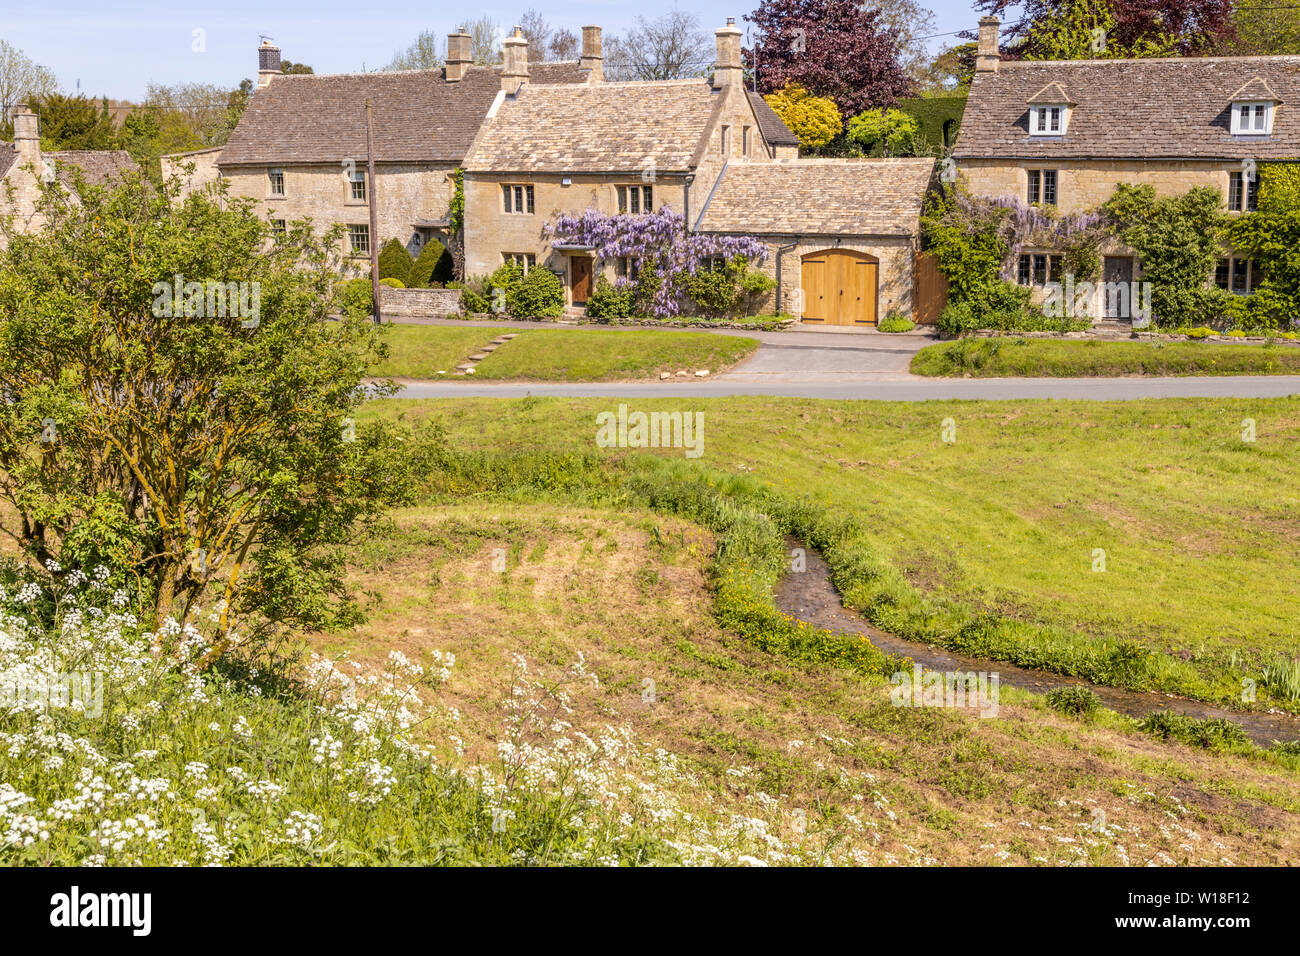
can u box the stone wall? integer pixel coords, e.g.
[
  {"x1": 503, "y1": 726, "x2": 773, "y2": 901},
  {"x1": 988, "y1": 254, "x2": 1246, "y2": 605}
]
[
  {"x1": 162, "y1": 148, "x2": 223, "y2": 196},
  {"x1": 378, "y1": 285, "x2": 462, "y2": 317},
  {"x1": 956, "y1": 158, "x2": 1243, "y2": 215},
  {"x1": 220, "y1": 161, "x2": 458, "y2": 258},
  {"x1": 753, "y1": 236, "x2": 917, "y2": 321}
]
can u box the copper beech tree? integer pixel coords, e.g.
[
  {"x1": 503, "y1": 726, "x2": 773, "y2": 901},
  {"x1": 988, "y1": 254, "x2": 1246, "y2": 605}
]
[{"x1": 0, "y1": 166, "x2": 436, "y2": 655}]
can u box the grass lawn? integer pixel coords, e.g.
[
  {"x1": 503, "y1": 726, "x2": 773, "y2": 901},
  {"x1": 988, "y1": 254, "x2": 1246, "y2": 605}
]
[
  {"x1": 370, "y1": 325, "x2": 759, "y2": 382},
  {"x1": 370, "y1": 325, "x2": 501, "y2": 378},
  {"x1": 318, "y1": 500, "x2": 1300, "y2": 865},
  {"x1": 912, "y1": 338, "x2": 1300, "y2": 377},
  {"x1": 471, "y1": 328, "x2": 758, "y2": 381},
  {"x1": 366, "y1": 395, "x2": 1300, "y2": 705}
]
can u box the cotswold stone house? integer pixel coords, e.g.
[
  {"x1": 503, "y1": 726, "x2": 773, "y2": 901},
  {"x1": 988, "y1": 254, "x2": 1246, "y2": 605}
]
[
  {"x1": 954, "y1": 15, "x2": 1300, "y2": 318},
  {"x1": 165, "y1": 33, "x2": 597, "y2": 262},
  {"x1": 693, "y1": 158, "x2": 934, "y2": 324},
  {"x1": 462, "y1": 19, "x2": 931, "y2": 324},
  {"x1": 1, "y1": 106, "x2": 137, "y2": 244}
]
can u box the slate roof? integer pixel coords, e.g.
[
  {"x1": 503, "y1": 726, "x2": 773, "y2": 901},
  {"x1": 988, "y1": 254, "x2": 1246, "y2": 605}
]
[
  {"x1": 748, "y1": 92, "x2": 801, "y2": 147},
  {"x1": 693, "y1": 158, "x2": 934, "y2": 236},
  {"x1": 46, "y1": 150, "x2": 138, "y2": 186},
  {"x1": 464, "y1": 78, "x2": 720, "y2": 174},
  {"x1": 0, "y1": 143, "x2": 137, "y2": 186},
  {"x1": 954, "y1": 56, "x2": 1300, "y2": 160},
  {"x1": 218, "y1": 62, "x2": 587, "y2": 166}
]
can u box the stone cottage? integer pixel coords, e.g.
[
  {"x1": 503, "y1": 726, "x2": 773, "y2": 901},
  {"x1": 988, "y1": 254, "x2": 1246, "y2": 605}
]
[
  {"x1": 461, "y1": 19, "x2": 801, "y2": 306},
  {"x1": 165, "y1": 31, "x2": 598, "y2": 263},
  {"x1": 1, "y1": 106, "x2": 138, "y2": 244},
  {"x1": 953, "y1": 15, "x2": 1300, "y2": 319},
  {"x1": 693, "y1": 158, "x2": 935, "y2": 324}
]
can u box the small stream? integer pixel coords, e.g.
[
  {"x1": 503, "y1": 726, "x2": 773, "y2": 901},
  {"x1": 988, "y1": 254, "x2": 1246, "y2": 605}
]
[{"x1": 773, "y1": 540, "x2": 1300, "y2": 747}]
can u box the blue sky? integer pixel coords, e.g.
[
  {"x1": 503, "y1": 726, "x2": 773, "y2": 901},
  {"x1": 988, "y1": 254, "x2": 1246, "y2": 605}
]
[{"x1": 5, "y1": 1, "x2": 988, "y2": 101}]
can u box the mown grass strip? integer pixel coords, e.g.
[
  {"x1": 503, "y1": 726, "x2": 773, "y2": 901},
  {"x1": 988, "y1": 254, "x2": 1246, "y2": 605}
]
[{"x1": 911, "y1": 338, "x2": 1300, "y2": 377}]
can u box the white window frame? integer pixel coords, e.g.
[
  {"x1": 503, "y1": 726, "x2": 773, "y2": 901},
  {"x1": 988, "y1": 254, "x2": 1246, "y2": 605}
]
[
  {"x1": 1029, "y1": 105, "x2": 1068, "y2": 136},
  {"x1": 1231, "y1": 101, "x2": 1273, "y2": 135},
  {"x1": 347, "y1": 223, "x2": 370, "y2": 256},
  {"x1": 268, "y1": 167, "x2": 285, "y2": 196}
]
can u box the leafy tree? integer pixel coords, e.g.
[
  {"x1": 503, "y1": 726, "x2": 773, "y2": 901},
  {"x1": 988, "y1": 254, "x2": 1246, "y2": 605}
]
[
  {"x1": 27, "y1": 93, "x2": 119, "y2": 151},
  {"x1": 1225, "y1": 0, "x2": 1300, "y2": 55},
  {"x1": 845, "y1": 108, "x2": 924, "y2": 156},
  {"x1": 518, "y1": 10, "x2": 554, "y2": 60},
  {"x1": 604, "y1": 11, "x2": 714, "y2": 81},
  {"x1": 408, "y1": 238, "x2": 454, "y2": 287},
  {"x1": 0, "y1": 40, "x2": 58, "y2": 126},
  {"x1": 1022, "y1": 0, "x2": 1177, "y2": 58},
  {"x1": 869, "y1": 0, "x2": 939, "y2": 78},
  {"x1": 280, "y1": 61, "x2": 314, "y2": 75},
  {"x1": 915, "y1": 42, "x2": 977, "y2": 93},
  {"x1": 0, "y1": 170, "x2": 430, "y2": 645},
  {"x1": 746, "y1": 0, "x2": 913, "y2": 117},
  {"x1": 377, "y1": 238, "x2": 414, "y2": 285},
  {"x1": 467, "y1": 16, "x2": 502, "y2": 64},
  {"x1": 975, "y1": 0, "x2": 1235, "y2": 58},
  {"x1": 550, "y1": 29, "x2": 580, "y2": 61},
  {"x1": 763, "y1": 83, "x2": 842, "y2": 150},
  {"x1": 385, "y1": 31, "x2": 444, "y2": 71}
]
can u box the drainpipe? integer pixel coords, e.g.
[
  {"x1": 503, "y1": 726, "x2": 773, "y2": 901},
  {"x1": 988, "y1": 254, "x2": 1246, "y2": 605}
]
[
  {"x1": 683, "y1": 173, "x2": 695, "y2": 232},
  {"x1": 775, "y1": 240, "x2": 798, "y2": 317}
]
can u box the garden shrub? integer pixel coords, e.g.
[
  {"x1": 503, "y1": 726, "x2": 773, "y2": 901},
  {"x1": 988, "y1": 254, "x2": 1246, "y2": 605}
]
[
  {"x1": 449, "y1": 277, "x2": 490, "y2": 314},
  {"x1": 485, "y1": 261, "x2": 524, "y2": 315},
  {"x1": 763, "y1": 83, "x2": 842, "y2": 150},
  {"x1": 586, "y1": 274, "x2": 635, "y2": 321},
  {"x1": 408, "y1": 238, "x2": 454, "y2": 288},
  {"x1": 511, "y1": 266, "x2": 565, "y2": 318},
  {"x1": 377, "y1": 238, "x2": 413, "y2": 285},
  {"x1": 379, "y1": 277, "x2": 404, "y2": 289},
  {"x1": 1226, "y1": 162, "x2": 1300, "y2": 332},
  {"x1": 336, "y1": 277, "x2": 374, "y2": 320},
  {"x1": 845, "y1": 107, "x2": 925, "y2": 157},
  {"x1": 877, "y1": 313, "x2": 915, "y2": 332}
]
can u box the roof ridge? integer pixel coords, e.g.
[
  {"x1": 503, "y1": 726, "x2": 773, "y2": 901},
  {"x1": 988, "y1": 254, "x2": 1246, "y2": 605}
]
[{"x1": 1002, "y1": 54, "x2": 1300, "y2": 67}]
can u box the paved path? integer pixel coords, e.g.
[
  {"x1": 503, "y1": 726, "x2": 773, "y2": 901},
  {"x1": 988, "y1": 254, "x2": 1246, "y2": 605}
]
[
  {"x1": 387, "y1": 376, "x2": 1300, "y2": 401},
  {"x1": 378, "y1": 319, "x2": 1300, "y2": 400}
]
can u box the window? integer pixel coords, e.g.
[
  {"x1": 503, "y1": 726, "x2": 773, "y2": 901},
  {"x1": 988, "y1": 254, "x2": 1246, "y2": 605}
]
[
  {"x1": 1228, "y1": 171, "x2": 1258, "y2": 212},
  {"x1": 349, "y1": 169, "x2": 366, "y2": 201},
  {"x1": 1029, "y1": 105, "x2": 1066, "y2": 136},
  {"x1": 502, "y1": 184, "x2": 535, "y2": 214},
  {"x1": 1027, "y1": 169, "x2": 1058, "y2": 206},
  {"x1": 742, "y1": 126, "x2": 752, "y2": 156},
  {"x1": 347, "y1": 224, "x2": 370, "y2": 256},
  {"x1": 720, "y1": 125, "x2": 730, "y2": 155},
  {"x1": 701, "y1": 255, "x2": 726, "y2": 273},
  {"x1": 504, "y1": 252, "x2": 536, "y2": 272},
  {"x1": 1215, "y1": 256, "x2": 1260, "y2": 294},
  {"x1": 1231, "y1": 102, "x2": 1273, "y2": 135},
  {"x1": 270, "y1": 218, "x2": 286, "y2": 238},
  {"x1": 617, "y1": 185, "x2": 653, "y2": 214},
  {"x1": 268, "y1": 168, "x2": 285, "y2": 196},
  {"x1": 1018, "y1": 253, "x2": 1062, "y2": 287},
  {"x1": 615, "y1": 256, "x2": 639, "y2": 279}
]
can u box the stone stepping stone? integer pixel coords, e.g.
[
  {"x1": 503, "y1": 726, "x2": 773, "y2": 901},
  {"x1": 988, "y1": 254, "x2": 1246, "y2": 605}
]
[{"x1": 469, "y1": 352, "x2": 489, "y2": 361}]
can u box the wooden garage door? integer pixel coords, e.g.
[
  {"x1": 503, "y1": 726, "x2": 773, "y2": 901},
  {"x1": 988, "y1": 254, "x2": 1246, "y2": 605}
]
[{"x1": 800, "y1": 250, "x2": 878, "y2": 326}]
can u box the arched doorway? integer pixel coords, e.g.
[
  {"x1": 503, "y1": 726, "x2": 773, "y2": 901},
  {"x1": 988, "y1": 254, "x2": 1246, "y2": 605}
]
[{"x1": 800, "y1": 249, "x2": 879, "y2": 326}]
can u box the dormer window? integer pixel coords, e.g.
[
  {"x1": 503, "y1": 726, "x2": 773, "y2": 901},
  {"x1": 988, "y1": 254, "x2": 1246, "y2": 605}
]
[
  {"x1": 1231, "y1": 101, "x2": 1273, "y2": 135},
  {"x1": 1030, "y1": 105, "x2": 1066, "y2": 136}
]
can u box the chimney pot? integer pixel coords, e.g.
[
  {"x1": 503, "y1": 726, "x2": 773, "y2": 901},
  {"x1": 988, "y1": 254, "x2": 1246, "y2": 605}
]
[
  {"x1": 976, "y1": 16, "x2": 1001, "y2": 73},
  {"x1": 502, "y1": 26, "x2": 530, "y2": 93},
  {"x1": 713, "y1": 20, "x2": 743, "y2": 89},
  {"x1": 258, "y1": 39, "x2": 282, "y2": 88},
  {"x1": 580, "y1": 25, "x2": 603, "y2": 82},
  {"x1": 446, "y1": 30, "x2": 472, "y2": 81}
]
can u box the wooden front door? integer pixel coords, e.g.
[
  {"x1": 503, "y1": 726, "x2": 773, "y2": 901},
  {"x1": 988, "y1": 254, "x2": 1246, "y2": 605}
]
[
  {"x1": 570, "y1": 256, "x2": 592, "y2": 305},
  {"x1": 799, "y1": 250, "x2": 878, "y2": 326},
  {"x1": 1102, "y1": 256, "x2": 1134, "y2": 319}
]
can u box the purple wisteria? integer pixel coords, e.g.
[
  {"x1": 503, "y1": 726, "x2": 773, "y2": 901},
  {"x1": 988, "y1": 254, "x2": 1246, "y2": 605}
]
[
  {"x1": 955, "y1": 192, "x2": 1110, "y2": 281},
  {"x1": 543, "y1": 206, "x2": 769, "y2": 317}
]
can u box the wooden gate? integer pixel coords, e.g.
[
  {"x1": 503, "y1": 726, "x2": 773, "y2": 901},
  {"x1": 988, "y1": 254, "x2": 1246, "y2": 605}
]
[
  {"x1": 913, "y1": 251, "x2": 949, "y2": 325},
  {"x1": 800, "y1": 249, "x2": 879, "y2": 326}
]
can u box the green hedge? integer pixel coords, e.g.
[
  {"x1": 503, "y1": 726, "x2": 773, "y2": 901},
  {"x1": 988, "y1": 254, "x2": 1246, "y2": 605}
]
[{"x1": 896, "y1": 95, "x2": 967, "y2": 153}]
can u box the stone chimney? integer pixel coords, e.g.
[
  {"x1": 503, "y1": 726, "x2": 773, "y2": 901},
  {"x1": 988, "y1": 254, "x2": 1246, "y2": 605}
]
[
  {"x1": 258, "y1": 39, "x2": 283, "y2": 88},
  {"x1": 446, "y1": 29, "x2": 472, "y2": 81},
  {"x1": 713, "y1": 18, "x2": 743, "y2": 89},
  {"x1": 502, "y1": 26, "x2": 529, "y2": 94},
  {"x1": 580, "y1": 25, "x2": 603, "y2": 82},
  {"x1": 976, "y1": 16, "x2": 1001, "y2": 73},
  {"x1": 12, "y1": 106, "x2": 39, "y2": 162}
]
